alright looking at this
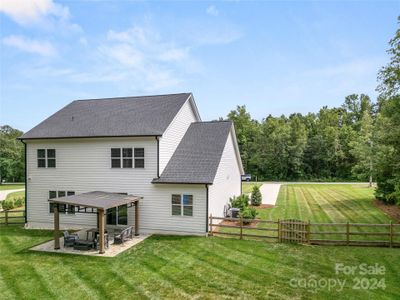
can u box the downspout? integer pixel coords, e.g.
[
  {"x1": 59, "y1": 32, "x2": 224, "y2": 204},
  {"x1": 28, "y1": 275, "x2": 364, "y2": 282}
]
[
  {"x1": 155, "y1": 136, "x2": 160, "y2": 178},
  {"x1": 205, "y1": 184, "x2": 209, "y2": 233},
  {"x1": 20, "y1": 140, "x2": 27, "y2": 224},
  {"x1": 240, "y1": 176, "x2": 242, "y2": 194}
]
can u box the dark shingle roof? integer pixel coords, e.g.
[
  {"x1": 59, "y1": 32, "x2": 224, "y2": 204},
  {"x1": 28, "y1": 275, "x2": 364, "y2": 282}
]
[
  {"x1": 152, "y1": 121, "x2": 233, "y2": 184},
  {"x1": 20, "y1": 93, "x2": 192, "y2": 139}
]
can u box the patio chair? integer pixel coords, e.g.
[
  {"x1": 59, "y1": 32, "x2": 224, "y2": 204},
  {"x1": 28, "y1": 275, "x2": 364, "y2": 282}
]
[
  {"x1": 93, "y1": 233, "x2": 109, "y2": 250},
  {"x1": 113, "y1": 226, "x2": 134, "y2": 244},
  {"x1": 63, "y1": 231, "x2": 79, "y2": 247}
]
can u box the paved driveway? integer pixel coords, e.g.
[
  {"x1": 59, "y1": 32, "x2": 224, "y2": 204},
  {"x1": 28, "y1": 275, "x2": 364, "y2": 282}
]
[
  {"x1": 259, "y1": 184, "x2": 281, "y2": 205},
  {"x1": 0, "y1": 189, "x2": 25, "y2": 201}
]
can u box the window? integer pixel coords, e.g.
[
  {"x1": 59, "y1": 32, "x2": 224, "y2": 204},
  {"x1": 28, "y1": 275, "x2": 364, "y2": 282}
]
[
  {"x1": 122, "y1": 148, "x2": 133, "y2": 168},
  {"x1": 111, "y1": 148, "x2": 144, "y2": 168},
  {"x1": 106, "y1": 205, "x2": 128, "y2": 225},
  {"x1": 111, "y1": 148, "x2": 121, "y2": 168},
  {"x1": 134, "y1": 148, "x2": 144, "y2": 168},
  {"x1": 37, "y1": 149, "x2": 46, "y2": 167},
  {"x1": 171, "y1": 194, "x2": 193, "y2": 216},
  {"x1": 47, "y1": 149, "x2": 56, "y2": 168},
  {"x1": 37, "y1": 149, "x2": 56, "y2": 168},
  {"x1": 49, "y1": 190, "x2": 75, "y2": 214}
]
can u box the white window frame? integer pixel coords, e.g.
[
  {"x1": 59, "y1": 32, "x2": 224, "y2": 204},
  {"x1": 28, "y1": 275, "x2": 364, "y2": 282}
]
[
  {"x1": 110, "y1": 147, "x2": 144, "y2": 169},
  {"x1": 171, "y1": 194, "x2": 193, "y2": 217},
  {"x1": 37, "y1": 149, "x2": 56, "y2": 168},
  {"x1": 134, "y1": 148, "x2": 145, "y2": 168}
]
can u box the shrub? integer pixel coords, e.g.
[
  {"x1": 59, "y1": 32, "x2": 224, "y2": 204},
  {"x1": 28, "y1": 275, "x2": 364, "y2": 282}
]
[
  {"x1": 251, "y1": 185, "x2": 262, "y2": 206},
  {"x1": 14, "y1": 197, "x2": 24, "y2": 208},
  {"x1": 230, "y1": 194, "x2": 249, "y2": 211},
  {"x1": 1, "y1": 199, "x2": 15, "y2": 210},
  {"x1": 0, "y1": 196, "x2": 25, "y2": 211},
  {"x1": 240, "y1": 207, "x2": 257, "y2": 224}
]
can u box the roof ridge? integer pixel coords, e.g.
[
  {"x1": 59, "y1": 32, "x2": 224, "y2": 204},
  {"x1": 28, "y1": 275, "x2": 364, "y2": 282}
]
[
  {"x1": 192, "y1": 120, "x2": 232, "y2": 124},
  {"x1": 74, "y1": 92, "x2": 192, "y2": 102}
]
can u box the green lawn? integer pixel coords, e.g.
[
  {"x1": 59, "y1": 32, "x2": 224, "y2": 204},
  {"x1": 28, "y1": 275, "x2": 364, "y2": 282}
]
[
  {"x1": 0, "y1": 184, "x2": 25, "y2": 191},
  {"x1": 1, "y1": 190, "x2": 25, "y2": 224},
  {"x1": 225, "y1": 184, "x2": 395, "y2": 242},
  {"x1": 258, "y1": 184, "x2": 390, "y2": 223},
  {"x1": 242, "y1": 181, "x2": 262, "y2": 194},
  {"x1": 0, "y1": 225, "x2": 399, "y2": 299}
]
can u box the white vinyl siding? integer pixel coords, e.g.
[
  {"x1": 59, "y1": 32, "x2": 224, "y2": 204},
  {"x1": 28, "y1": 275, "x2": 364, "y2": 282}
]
[
  {"x1": 159, "y1": 96, "x2": 199, "y2": 173},
  {"x1": 26, "y1": 137, "x2": 207, "y2": 234},
  {"x1": 208, "y1": 131, "x2": 242, "y2": 219}
]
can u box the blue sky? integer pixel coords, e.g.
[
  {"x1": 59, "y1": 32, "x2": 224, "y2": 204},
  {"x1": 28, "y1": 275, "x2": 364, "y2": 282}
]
[{"x1": 0, "y1": 1, "x2": 399, "y2": 132}]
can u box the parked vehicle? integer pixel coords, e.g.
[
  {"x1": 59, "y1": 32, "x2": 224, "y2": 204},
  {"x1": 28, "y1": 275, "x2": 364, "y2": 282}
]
[{"x1": 241, "y1": 174, "x2": 252, "y2": 182}]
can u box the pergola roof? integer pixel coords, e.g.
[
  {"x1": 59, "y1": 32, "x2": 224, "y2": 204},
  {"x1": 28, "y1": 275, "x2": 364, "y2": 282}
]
[{"x1": 48, "y1": 191, "x2": 141, "y2": 210}]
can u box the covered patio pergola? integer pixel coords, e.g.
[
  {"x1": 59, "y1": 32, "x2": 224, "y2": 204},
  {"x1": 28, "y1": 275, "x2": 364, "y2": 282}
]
[{"x1": 49, "y1": 191, "x2": 141, "y2": 254}]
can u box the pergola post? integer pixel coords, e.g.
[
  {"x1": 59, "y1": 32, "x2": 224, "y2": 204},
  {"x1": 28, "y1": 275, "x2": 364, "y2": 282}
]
[
  {"x1": 134, "y1": 201, "x2": 139, "y2": 236},
  {"x1": 98, "y1": 208, "x2": 105, "y2": 254},
  {"x1": 54, "y1": 204, "x2": 60, "y2": 250}
]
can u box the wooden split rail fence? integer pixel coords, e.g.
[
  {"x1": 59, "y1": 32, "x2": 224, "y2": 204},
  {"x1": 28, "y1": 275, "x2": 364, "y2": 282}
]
[
  {"x1": 0, "y1": 209, "x2": 25, "y2": 225},
  {"x1": 209, "y1": 215, "x2": 400, "y2": 248}
]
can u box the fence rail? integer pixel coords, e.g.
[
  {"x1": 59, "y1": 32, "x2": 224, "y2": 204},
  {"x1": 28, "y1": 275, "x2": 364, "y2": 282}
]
[
  {"x1": 0, "y1": 209, "x2": 25, "y2": 225},
  {"x1": 209, "y1": 214, "x2": 400, "y2": 248}
]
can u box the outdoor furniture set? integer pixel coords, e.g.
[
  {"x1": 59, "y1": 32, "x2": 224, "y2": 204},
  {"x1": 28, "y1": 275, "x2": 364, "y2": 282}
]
[{"x1": 63, "y1": 226, "x2": 134, "y2": 251}]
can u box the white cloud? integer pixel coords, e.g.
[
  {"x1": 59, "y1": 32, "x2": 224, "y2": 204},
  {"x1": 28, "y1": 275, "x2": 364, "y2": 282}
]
[
  {"x1": 2, "y1": 35, "x2": 56, "y2": 56},
  {"x1": 0, "y1": 0, "x2": 68, "y2": 25},
  {"x1": 206, "y1": 5, "x2": 219, "y2": 17},
  {"x1": 18, "y1": 21, "x2": 240, "y2": 92}
]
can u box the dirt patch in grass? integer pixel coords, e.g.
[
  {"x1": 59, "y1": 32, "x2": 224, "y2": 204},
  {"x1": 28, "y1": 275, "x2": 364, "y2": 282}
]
[
  {"x1": 373, "y1": 200, "x2": 400, "y2": 223},
  {"x1": 213, "y1": 219, "x2": 259, "y2": 232},
  {"x1": 253, "y1": 204, "x2": 275, "y2": 209}
]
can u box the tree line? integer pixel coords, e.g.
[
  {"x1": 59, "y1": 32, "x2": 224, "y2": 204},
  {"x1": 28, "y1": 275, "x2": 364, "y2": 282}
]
[
  {"x1": 0, "y1": 125, "x2": 24, "y2": 182},
  {"x1": 227, "y1": 17, "x2": 400, "y2": 205}
]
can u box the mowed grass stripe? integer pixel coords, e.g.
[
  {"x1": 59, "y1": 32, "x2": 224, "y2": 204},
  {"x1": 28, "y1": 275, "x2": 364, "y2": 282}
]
[
  {"x1": 296, "y1": 186, "x2": 314, "y2": 220},
  {"x1": 328, "y1": 185, "x2": 386, "y2": 221},
  {"x1": 329, "y1": 186, "x2": 390, "y2": 223},
  {"x1": 298, "y1": 186, "x2": 335, "y2": 223},
  {"x1": 308, "y1": 186, "x2": 348, "y2": 222},
  {"x1": 316, "y1": 187, "x2": 360, "y2": 222}
]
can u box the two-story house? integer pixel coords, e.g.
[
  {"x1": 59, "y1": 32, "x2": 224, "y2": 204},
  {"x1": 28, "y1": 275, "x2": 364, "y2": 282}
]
[{"x1": 19, "y1": 93, "x2": 243, "y2": 235}]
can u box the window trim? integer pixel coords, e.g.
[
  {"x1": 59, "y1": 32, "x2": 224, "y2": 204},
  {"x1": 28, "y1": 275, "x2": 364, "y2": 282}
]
[
  {"x1": 110, "y1": 147, "x2": 145, "y2": 169},
  {"x1": 37, "y1": 148, "x2": 56, "y2": 168},
  {"x1": 134, "y1": 148, "x2": 145, "y2": 168},
  {"x1": 171, "y1": 194, "x2": 193, "y2": 217}
]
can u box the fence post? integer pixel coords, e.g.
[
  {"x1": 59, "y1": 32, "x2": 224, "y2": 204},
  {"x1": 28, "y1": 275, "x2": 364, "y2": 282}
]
[
  {"x1": 307, "y1": 220, "x2": 311, "y2": 244},
  {"x1": 209, "y1": 214, "x2": 213, "y2": 236},
  {"x1": 346, "y1": 222, "x2": 350, "y2": 246},
  {"x1": 240, "y1": 215, "x2": 243, "y2": 240},
  {"x1": 5, "y1": 210, "x2": 8, "y2": 225},
  {"x1": 278, "y1": 219, "x2": 280, "y2": 242},
  {"x1": 390, "y1": 221, "x2": 393, "y2": 248}
]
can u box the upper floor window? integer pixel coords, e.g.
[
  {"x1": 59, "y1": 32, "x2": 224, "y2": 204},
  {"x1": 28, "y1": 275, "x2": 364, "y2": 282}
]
[
  {"x1": 111, "y1": 148, "x2": 144, "y2": 168},
  {"x1": 37, "y1": 149, "x2": 56, "y2": 168},
  {"x1": 172, "y1": 194, "x2": 193, "y2": 216},
  {"x1": 134, "y1": 148, "x2": 145, "y2": 168}
]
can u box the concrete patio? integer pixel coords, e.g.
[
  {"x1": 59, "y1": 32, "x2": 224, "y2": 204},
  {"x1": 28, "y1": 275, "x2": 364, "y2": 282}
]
[{"x1": 30, "y1": 229, "x2": 150, "y2": 257}]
